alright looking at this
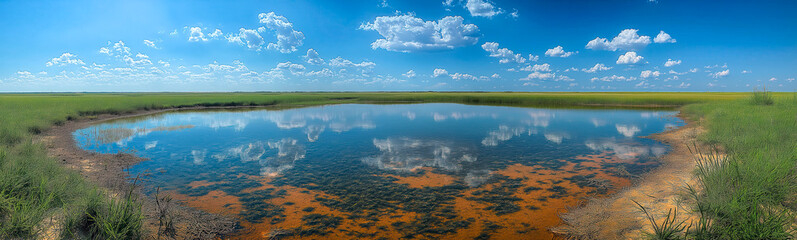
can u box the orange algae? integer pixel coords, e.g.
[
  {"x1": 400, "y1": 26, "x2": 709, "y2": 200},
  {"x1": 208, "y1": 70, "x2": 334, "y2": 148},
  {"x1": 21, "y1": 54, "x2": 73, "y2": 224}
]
[
  {"x1": 173, "y1": 152, "x2": 649, "y2": 239},
  {"x1": 383, "y1": 167, "x2": 457, "y2": 188}
]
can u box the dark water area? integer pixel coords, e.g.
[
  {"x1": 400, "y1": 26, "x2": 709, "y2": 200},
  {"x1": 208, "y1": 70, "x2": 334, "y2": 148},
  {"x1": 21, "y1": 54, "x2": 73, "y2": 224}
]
[{"x1": 75, "y1": 103, "x2": 683, "y2": 239}]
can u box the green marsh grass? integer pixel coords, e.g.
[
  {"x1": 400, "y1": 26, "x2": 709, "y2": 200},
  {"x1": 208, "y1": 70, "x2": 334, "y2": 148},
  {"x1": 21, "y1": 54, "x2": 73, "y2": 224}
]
[
  {"x1": 681, "y1": 94, "x2": 797, "y2": 239},
  {"x1": 0, "y1": 92, "x2": 786, "y2": 238}
]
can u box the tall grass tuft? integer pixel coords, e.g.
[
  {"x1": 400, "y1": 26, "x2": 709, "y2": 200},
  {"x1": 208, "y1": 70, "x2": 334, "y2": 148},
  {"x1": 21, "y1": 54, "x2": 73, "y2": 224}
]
[
  {"x1": 750, "y1": 87, "x2": 774, "y2": 105},
  {"x1": 633, "y1": 200, "x2": 689, "y2": 240}
]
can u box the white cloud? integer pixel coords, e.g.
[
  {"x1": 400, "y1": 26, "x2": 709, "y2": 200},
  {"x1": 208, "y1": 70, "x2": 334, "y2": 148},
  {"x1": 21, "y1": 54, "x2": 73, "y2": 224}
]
[
  {"x1": 305, "y1": 49, "x2": 324, "y2": 65},
  {"x1": 586, "y1": 29, "x2": 651, "y2": 51},
  {"x1": 450, "y1": 72, "x2": 477, "y2": 80},
  {"x1": 640, "y1": 70, "x2": 661, "y2": 78},
  {"x1": 590, "y1": 75, "x2": 636, "y2": 82},
  {"x1": 226, "y1": 28, "x2": 265, "y2": 50},
  {"x1": 108, "y1": 41, "x2": 131, "y2": 56},
  {"x1": 678, "y1": 82, "x2": 691, "y2": 88},
  {"x1": 654, "y1": 31, "x2": 676, "y2": 43},
  {"x1": 275, "y1": 61, "x2": 306, "y2": 73},
  {"x1": 710, "y1": 69, "x2": 730, "y2": 78},
  {"x1": 208, "y1": 29, "x2": 224, "y2": 39},
  {"x1": 481, "y1": 42, "x2": 527, "y2": 63},
  {"x1": 615, "y1": 124, "x2": 641, "y2": 137},
  {"x1": 46, "y1": 53, "x2": 85, "y2": 67},
  {"x1": 360, "y1": 14, "x2": 479, "y2": 52},
  {"x1": 510, "y1": 9, "x2": 519, "y2": 18},
  {"x1": 582, "y1": 63, "x2": 612, "y2": 73},
  {"x1": 769, "y1": 77, "x2": 777, "y2": 81},
  {"x1": 403, "y1": 70, "x2": 416, "y2": 78},
  {"x1": 616, "y1": 51, "x2": 644, "y2": 64},
  {"x1": 741, "y1": 70, "x2": 751, "y2": 74},
  {"x1": 545, "y1": 46, "x2": 576, "y2": 57},
  {"x1": 465, "y1": 0, "x2": 503, "y2": 18},
  {"x1": 664, "y1": 59, "x2": 681, "y2": 67},
  {"x1": 188, "y1": 27, "x2": 207, "y2": 42},
  {"x1": 258, "y1": 12, "x2": 305, "y2": 53},
  {"x1": 143, "y1": 40, "x2": 158, "y2": 49},
  {"x1": 491, "y1": 73, "x2": 500, "y2": 78},
  {"x1": 521, "y1": 63, "x2": 551, "y2": 72},
  {"x1": 521, "y1": 72, "x2": 555, "y2": 80},
  {"x1": 329, "y1": 57, "x2": 375, "y2": 68},
  {"x1": 433, "y1": 68, "x2": 449, "y2": 77}
]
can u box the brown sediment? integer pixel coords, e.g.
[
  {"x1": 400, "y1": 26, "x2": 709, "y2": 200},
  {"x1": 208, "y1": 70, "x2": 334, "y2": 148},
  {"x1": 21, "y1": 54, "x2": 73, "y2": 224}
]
[
  {"x1": 382, "y1": 167, "x2": 457, "y2": 188},
  {"x1": 170, "y1": 152, "x2": 643, "y2": 239},
  {"x1": 552, "y1": 113, "x2": 709, "y2": 239}
]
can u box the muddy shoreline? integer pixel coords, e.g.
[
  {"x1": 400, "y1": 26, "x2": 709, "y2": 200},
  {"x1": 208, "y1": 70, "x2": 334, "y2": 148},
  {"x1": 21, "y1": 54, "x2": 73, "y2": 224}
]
[
  {"x1": 40, "y1": 105, "x2": 700, "y2": 239},
  {"x1": 553, "y1": 112, "x2": 702, "y2": 239},
  {"x1": 40, "y1": 106, "x2": 280, "y2": 239}
]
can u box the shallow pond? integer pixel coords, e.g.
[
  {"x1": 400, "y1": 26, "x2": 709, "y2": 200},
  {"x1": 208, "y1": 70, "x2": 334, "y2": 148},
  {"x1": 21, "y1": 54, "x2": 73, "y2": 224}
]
[{"x1": 75, "y1": 103, "x2": 683, "y2": 239}]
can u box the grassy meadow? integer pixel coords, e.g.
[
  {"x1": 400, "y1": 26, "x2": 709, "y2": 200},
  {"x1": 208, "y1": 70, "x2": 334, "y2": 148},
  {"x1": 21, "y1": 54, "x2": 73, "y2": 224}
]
[{"x1": 0, "y1": 91, "x2": 793, "y2": 239}]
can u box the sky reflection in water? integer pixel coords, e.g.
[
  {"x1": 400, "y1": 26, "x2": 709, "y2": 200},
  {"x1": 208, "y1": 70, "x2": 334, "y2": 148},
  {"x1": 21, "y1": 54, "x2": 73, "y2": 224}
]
[{"x1": 75, "y1": 103, "x2": 683, "y2": 238}]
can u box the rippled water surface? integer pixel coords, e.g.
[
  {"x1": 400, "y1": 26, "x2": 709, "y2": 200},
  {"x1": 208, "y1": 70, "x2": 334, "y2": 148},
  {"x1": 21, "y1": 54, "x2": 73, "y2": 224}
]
[{"x1": 75, "y1": 103, "x2": 683, "y2": 239}]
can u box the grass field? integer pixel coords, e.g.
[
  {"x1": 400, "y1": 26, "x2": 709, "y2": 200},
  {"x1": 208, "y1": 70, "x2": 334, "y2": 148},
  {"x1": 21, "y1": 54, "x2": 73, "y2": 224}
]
[{"x1": 0, "y1": 91, "x2": 792, "y2": 239}]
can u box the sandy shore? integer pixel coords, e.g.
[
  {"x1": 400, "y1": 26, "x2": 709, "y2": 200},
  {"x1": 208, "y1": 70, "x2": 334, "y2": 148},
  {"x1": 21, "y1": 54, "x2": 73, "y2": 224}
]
[{"x1": 552, "y1": 113, "x2": 705, "y2": 239}]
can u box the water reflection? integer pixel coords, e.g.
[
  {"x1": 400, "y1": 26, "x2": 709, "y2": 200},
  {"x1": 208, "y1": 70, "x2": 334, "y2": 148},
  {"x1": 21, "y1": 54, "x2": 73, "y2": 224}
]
[
  {"x1": 74, "y1": 103, "x2": 684, "y2": 239},
  {"x1": 362, "y1": 137, "x2": 476, "y2": 172},
  {"x1": 262, "y1": 138, "x2": 306, "y2": 176}
]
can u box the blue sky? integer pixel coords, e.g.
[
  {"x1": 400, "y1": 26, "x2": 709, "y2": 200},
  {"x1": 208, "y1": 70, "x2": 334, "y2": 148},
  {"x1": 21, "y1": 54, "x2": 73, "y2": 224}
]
[{"x1": 0, "y1": 0, "x2": 795, "y2": 92}]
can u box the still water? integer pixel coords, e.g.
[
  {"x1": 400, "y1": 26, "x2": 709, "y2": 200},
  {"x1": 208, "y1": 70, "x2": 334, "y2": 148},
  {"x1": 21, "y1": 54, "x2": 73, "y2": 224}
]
[{"x1": 75, "y1": 103, "x2": 683, "y2": 239}]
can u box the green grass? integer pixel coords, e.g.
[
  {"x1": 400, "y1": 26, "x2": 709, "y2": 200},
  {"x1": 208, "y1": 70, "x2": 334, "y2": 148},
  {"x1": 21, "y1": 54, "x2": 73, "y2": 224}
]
[
  {"x1": 0, "y1": 91, "x2": 787, "y2": 238},
  {"x1": 679, "y1": 94, "x2": 797, "y2": 239}
]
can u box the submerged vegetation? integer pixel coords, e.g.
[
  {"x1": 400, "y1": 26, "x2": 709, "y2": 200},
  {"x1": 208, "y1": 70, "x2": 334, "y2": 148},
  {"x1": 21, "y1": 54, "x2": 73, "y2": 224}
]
[{"x1": 0, "y1": 91, "x2": 791, "y2": 239}]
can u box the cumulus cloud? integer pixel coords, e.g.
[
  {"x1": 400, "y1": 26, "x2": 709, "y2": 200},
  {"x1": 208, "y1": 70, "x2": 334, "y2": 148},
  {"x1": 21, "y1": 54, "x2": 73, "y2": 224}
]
[
  {"x1": 275, "y1": 61, "x2": 306, "y2": 74},
  {"x1": 46, "y1": 53, "x2": 85, "y2": 67},
  {"x1": 582, "y1": 63, "x2": 612, "y2": 73},
  {"x1": 710, "y1": 69, "x2": 730, "y2": 78},
  {"x1": 304, "y1": 49, "x2": 324, "y2": 65},
  {"x1": 664, "y1": 59, "x2": 681, "y2": 67},
  {"x1": 433, "y1": 68, "x2": 449, "y2": 77},
  {"x1": 208, "y1": 29, "x2": 224, "y2": 39},
  {"x1": 226, "y1": 28, "x2": 265, "y2": 50},
  {"x1": 403, "y1": 70, "x2": 416, "y2": 78},
  {"x1": 616, "y1": 51, "x2": 644, "y2": 64},
  {"x1": 143, "y1": 40, "x2": 158, "y2": 49},
  {"x1": 481, "y1": 42, "x2": 528, "y2": 64},
  {"x1": 586, "y1": 29, "x2": 651, "y2": 51},
  {"x1": 188, "y1": 27, "x2": 207, "y2": 42},
  {"x1": 590, "y1": 75, "x2": 636, "y2": 82},
  {"x1": 654, "y1": 31, "x2": 676, "y2": 43},
  {"x1": 521, "y1": 72, "x2": 555, "y2": 80},
  {"x1": 360, "y1": 14, "x2": 479, "y2": 52},
  {"x1": 640, "y1": 70, "x2": 661, "y2": 78},
  {"x1": 258, "y1": 12, "x2": 305, "y2": 53},
  {"x1": 545, "y1": 46, "x2": 576, "y2": 57},
  {"x1": 465, "y1": 0, "x2": 503, "y2": 17},
  {"x1": 521, "y1": 63, "x2": 551, "y2": 72},
  {"x1": 449, "y1": 72, "x2": 477, "y2": 80},
  {"x1": 329, "y1": 57, "x2": 375, "y2": 68}
]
